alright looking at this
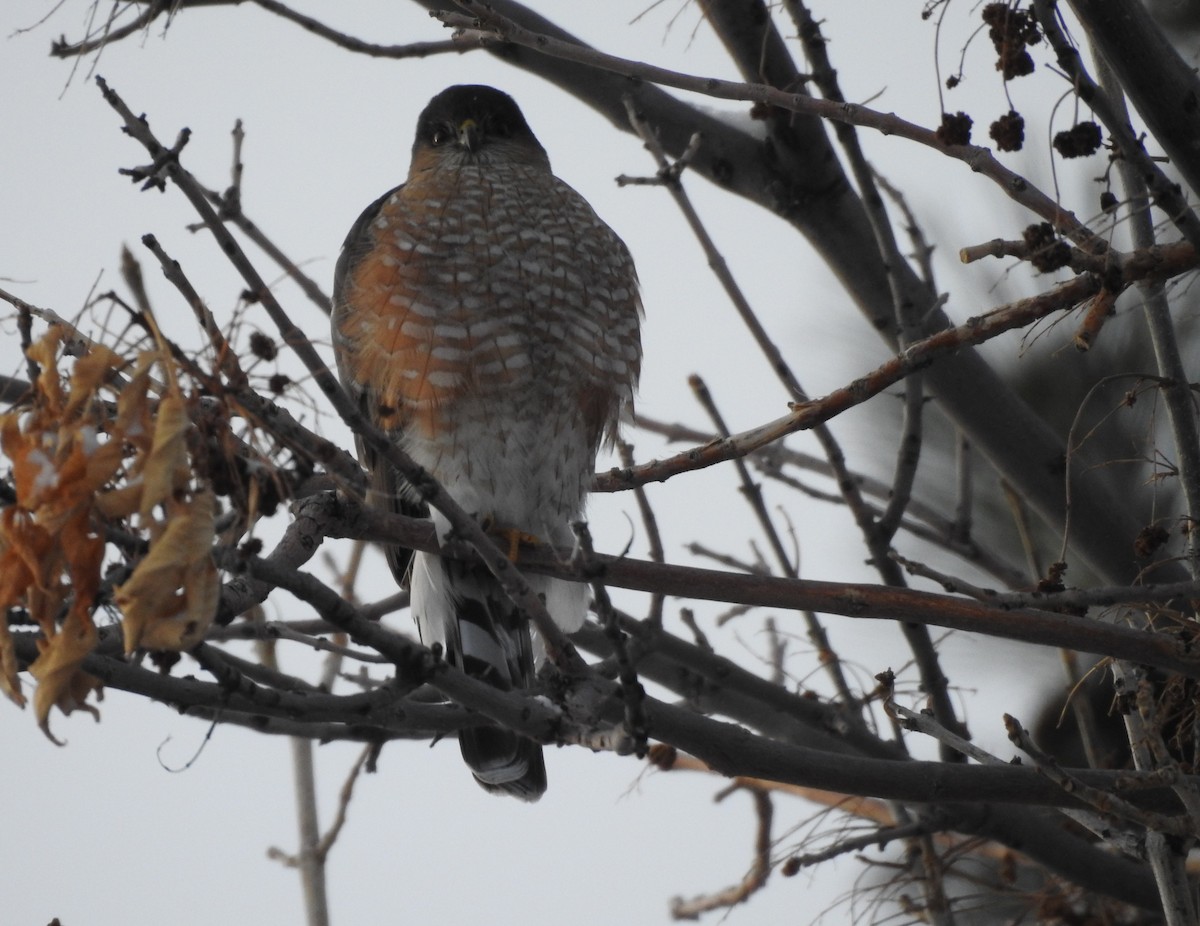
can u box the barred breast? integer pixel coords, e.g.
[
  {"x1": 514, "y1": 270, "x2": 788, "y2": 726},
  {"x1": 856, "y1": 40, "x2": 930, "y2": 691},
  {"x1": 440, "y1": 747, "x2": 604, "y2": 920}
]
[{"x1": 334, "y1": 149, "x2": 642, "y2": 537}]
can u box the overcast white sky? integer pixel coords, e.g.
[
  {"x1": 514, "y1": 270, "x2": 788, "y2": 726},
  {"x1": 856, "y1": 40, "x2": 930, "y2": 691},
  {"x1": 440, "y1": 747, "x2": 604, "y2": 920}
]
[{"x1": 0, "y1": 3, "x2": 1118, "y2": 924}]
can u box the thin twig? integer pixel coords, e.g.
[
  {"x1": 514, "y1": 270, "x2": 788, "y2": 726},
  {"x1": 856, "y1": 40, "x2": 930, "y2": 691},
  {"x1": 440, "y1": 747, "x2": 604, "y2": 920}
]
[
  {"x1": 139, "y1": 233, "x2": 248, "y2": 386},
  {"x1": 313, "y1": 744, "x2": 374, "y2": 860},
  {"x1": 890, "y1": 553, "x2": 996, "y2": 602},
  {"x1": 786, "y1": 819, "x2": 933, "y2": 869},
  {"x1": 677, "y1": 609, "x2": 713, "y2": 653},
  {"x1": 685, "y1": 543, "x2": 768, "y2": 575},
  {"x1": 887, "y1": 698, "x2": 1002, "y2": 767},
  {"x1": 572, "y1": 521, "x2": 647, "y2": 757},
  {"x1": 50, "y1": 0, "x2": 169, "y2": 58},
  {"x1": 196, "y1": 120, "x2": 331, "y2": 313},
  {"x1": 617, "y1": 440, "x2": 664, "y2": 627},
  {"x1": 251, "y1": 0, "x2": 465, "y2": 60},
  {"x1": 669, "y1": 788, "x2": 773, "y2": 920},
  {"x1": 1004, "y1": 713, "x2": 1192, "y2": 837}
]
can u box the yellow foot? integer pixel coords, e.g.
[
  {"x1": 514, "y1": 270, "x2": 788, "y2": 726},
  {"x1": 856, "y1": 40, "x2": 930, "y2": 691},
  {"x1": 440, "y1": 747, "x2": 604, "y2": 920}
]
[{"x1": 479, "y1": 515, "x2": 540, "y2": 561}]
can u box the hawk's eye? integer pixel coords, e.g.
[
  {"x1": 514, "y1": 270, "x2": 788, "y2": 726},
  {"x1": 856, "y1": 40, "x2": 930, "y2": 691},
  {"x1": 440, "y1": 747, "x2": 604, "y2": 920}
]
[
  {"x1": 430, "y1": 126, "x2": 451, "y2": 146},
  {"x1": 492, "y1": 120, "x2": 513, "y2": 138}
]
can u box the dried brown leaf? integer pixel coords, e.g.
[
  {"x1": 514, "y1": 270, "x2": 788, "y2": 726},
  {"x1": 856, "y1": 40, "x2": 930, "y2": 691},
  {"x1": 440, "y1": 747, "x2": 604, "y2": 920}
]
[
  {"x1": 116, "y1": 489, "x2": 217, "y2": 653},
  {"x1": 0, "y1": 529, "x2": 36, "y2": 706},
  {"x1": 63, "y1": 343, "x2": 121, "y2": 421},
  {"x1": 139, "y1": 392, "x2": 190, "y2": 517},
  {"x1": 93, "y1": 482, "x2": 143, "y2": 520},
  {"x1": 0, "y1": 507, "x2": 56, "y2": 602},
  {"x1": 25, "y1": 326, "x2": 66, "y2": 413},
  {"x1": 5, "y1": 413, "x2": 60, "y2": 512},
  {"x1": 10, "y1": 510, "x2": 105, "y2": 730},
  {"x1": 4, "y1": 319, "x2": 212, "y2": 736},
  {"x1": 0, "y1": 620, "x2": 21, "y2": 707},
  {"x1": 28, "y1": 604, "x2": 101, "y2": 744},
  {"x1": 114, "y1": 353, "x2": 156, "y2": 456}
]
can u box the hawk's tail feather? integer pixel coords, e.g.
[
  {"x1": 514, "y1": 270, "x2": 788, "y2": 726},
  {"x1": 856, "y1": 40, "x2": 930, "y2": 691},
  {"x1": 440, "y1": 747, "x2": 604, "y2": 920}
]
[
  {"x1": 427, "y1": 559, "x2": 548, "y2": 801},
  {"x1": 460, "y1": 729, "x2": 547, "y2": 801}
]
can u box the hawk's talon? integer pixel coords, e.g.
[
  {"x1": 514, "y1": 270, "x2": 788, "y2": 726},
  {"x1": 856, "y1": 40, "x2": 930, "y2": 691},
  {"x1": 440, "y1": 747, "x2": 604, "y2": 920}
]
[
  {"x1": 478, "y1": 514, "x2": 539, "y2": 561},
  {"x1": 500, "y1": 527, "x2": 540, "y2": 562}
]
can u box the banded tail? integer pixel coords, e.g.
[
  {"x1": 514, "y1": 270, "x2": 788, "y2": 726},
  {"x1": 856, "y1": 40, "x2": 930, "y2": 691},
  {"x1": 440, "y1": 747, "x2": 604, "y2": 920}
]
[{"x1": 411, "y1": 553, "x2": 548, "y2": 801}]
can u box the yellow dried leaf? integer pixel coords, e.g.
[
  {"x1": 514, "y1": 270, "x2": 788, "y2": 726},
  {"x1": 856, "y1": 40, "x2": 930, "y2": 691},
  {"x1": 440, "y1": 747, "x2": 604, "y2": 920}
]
[
  {"x1": 34, "y1": 432, "x2": 124, "y2": 537},
  {"x1": 7, "y1": 422, "x2": 58, "y2": 511},
  {"x1": 0, "y1": 526, "x2": 39, "y2": 707},
  {"x1": 0, "y1": 536, "x2": 38, "y2": 612},
  {"x1": 3, "y1": 321, "x2": 221, "y2": 736},
  {"x1": 93, "y1": 482, "x2": 144, "y2": 520},
  {"x1": 28, "y1": 604, "x2": 100, "y2": 744},
  {"x1": 0, "y1": 328, "x2": 130, "y2": 731},
  {"x1": 116, "y1": 489, "x2": 217, "y2": 653},
  {"x1": 115, "y1": 559, "x2": 183, "y2": 653},
  {"x1": 135, "y1": 557, "x2": 218, "y2": 652},
  {"x1": 114, "y1": 353, "x2": 155, "y2": 456},
  {"x1": 0, "y1": 413, "x2": 22, "y2": 466},
  {"x1": 0, "y1": 605, "x2": 23, "y2": 708},
  {"x1": 83, "y1": 437, "x2": 125, "y2": 493},
  {"x1": 26, "y1": 326, "x2": 66, "y2": 414},
  {"x1": 0, "y1": 508, "x2": 55, "y2": 597},
  {"x1": 32, "y1": 438, "x2": 87, "y2": 534},
  {"x1": 25, "y1": 324, "x2": 63, "y2": 370},
  {"x1": 139, "y1": 393, "x2": 189, "y2": 517},
  {"x1": 63, "y1": 343, "x2": 121, "y2": 421},
  {"x1": 61, "y1": 509, "x2": 104, "y2": 610}
]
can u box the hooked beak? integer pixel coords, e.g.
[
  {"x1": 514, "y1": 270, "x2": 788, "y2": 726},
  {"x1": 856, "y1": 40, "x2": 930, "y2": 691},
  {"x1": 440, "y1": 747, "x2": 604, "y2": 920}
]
[{"x1": 457, "y1": 118, "x2": 483, "y2": 152}]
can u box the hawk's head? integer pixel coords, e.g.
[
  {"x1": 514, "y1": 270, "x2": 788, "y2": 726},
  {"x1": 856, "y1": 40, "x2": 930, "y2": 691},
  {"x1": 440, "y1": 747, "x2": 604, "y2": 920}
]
[{"x1": 412, "y1": 84, "x2": 548, "y2": 166}]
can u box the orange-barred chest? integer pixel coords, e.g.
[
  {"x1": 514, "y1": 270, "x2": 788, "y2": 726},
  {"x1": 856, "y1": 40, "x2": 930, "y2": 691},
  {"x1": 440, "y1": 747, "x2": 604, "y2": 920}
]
[
  {"x1": 335, "y1": 158, "x2": 641, "y2": 531},
  {"x1": 338, "y1": 161, "x2": 639, "y2": 447}
]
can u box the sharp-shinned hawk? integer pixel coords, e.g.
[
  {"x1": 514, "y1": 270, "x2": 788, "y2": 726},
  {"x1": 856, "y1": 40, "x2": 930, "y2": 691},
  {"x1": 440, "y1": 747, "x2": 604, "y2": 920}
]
[{"x1": 331, "y1": 85, "x2": 643, "y2": 800}]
